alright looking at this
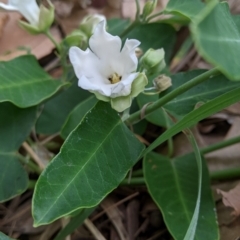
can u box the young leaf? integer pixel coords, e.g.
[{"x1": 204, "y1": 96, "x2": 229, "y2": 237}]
[
  {"x1": 0, "y1": 153, "x2": 28, "y2": 202},
  {"x1": 191, "y1": 1, "x2": 240, "y2": 81},
  {"x1": 33, "y1": 102, "x2": 145, "y2": 226},
  {"x1": 61, "y1": 96, "x2": 98, "y2": 139},
  {"x1": 144, "y1": 151, "x2": 219, "y2": 240},
  {"x1": 0, "y1": 55, "x2": 66, "y2": 107}
]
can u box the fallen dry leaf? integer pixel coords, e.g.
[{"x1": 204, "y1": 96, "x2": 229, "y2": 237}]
[
  {"x1": 217, "y1": 183, "x2": 240, "y2": 216},
  {"x1": 0, "y1": 12, "x2": 61, "y2": 61},
  {"x1": 0, "y1": 13, "x2": 9, "y2": 39}
]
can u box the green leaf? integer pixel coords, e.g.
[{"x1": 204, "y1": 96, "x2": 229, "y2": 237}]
[
  {"x1": 191, "y1": 1, "x2": 240, "y2": 81},
  {"x1": 165, "y1": 0, "x2": 205, "y2": 21},
  {"x1": 145, "y1": 86, "x2": 240, "y2": 154},
  {"x1": 54, "y1": 207, "x2": 95, "y2": 240},
  {"x1": 0, "y1": 103, "x2": 36, "y2": 202},
  {"x1": 162, "y1": 70, "x2": 240, "y2": 117},
  {"x1": 144, "y1": 151, "x2": 218, "y2": 240},
  {"x1": 125, "y1": 23, "x2": 176, "y2": 63},
  {"x1": 0, "y1": 232, "x2": 15, "y2": 240},
  {"x1": 0, "y1": 55, "x2": 66, "y2": 107},
  {"x1": 0, "y1": 102, "x2": 37, "y2": 152},
  {"x1": 0, "y1": 153, "x2": 28, "y2": 203},
  {"x1": 36, "y1": 80, "x2": 91, "y2": 134},
  {"x1": 33, "y1": 102, "x2": 145, "y2": 226},
  {"x1": 107, "y1": 18, "x2": 130, "y2": 35},
  {"x1": 137, "y1": 93, "x2": 167, "y2": 127},
  {"x1": 61, "y1": 96, "x2": 98, "y2": 139}
]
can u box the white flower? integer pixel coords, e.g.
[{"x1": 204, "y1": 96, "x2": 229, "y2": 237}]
[
  {"x1": 69, "y1": 20, "x2": 148, "y2": 112},
  {"x1": 0, "y1": 0, "x2": 54, "y2": 34},
  {"x1": 0, "y1": 0, "x2": 40, "y2": 26}
]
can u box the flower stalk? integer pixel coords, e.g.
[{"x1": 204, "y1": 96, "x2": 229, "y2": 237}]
[{"x1": 126, "y1": 67, "x2": 220, "y2": 124}]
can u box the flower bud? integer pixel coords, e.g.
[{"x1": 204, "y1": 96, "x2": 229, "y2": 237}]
[
  {"x1": 19, "y1": 0, "x2": 55, "y2": 35},
  {"x1": 142, "y1": 0, "x2": 158, "y2": 18},
  {"x1": 79, "y1": 14, "x2": 106, "y2": 37},
  {"x1": 153, "y1": 75, "x2": 172, "y2": 92},
  {"x1": 140, "y1": 48, "x2": 166, "y2": 75},
  {"x1": 62, "y1": 30, "x2": 87, "y2": 48}
]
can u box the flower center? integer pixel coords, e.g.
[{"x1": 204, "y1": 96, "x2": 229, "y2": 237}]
[{"x1": 108, "y1": 73, "x2": 122, "y2": 84}]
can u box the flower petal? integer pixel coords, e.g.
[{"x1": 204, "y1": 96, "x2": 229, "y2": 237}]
[
  {"x1": 89, "y1": 21, "x2": 122, "y2": 61},
  {"x1": 0, "y1": 3, "x2": 18, "y2": 11},
  {"x1": 110, "y1": 72, "x2": 139, "y2": 98},
  {"x1": 120, "y1": 39, "x2": 140, "y2": 73},
  {"x1": 111, "y1": 95, "x2": 132, "y2": 112}
]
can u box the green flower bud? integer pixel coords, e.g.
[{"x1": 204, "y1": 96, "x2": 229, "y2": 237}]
[
  {"x1": 79, "y1": 14, "x2": 106, "y2": 37},
  {"x1": 142, "y1": 0, "x2": 158, "y2": 18},
  {"x1": 19, "y1": 0, "x2": 55, "y2": 35},
  {"x1": 153, "y1": 75, "x2": 172, "y2": 92},
  {"x1": 140, "y1": 48, "x2": 166, "y2": 75},
  {"x1": 62, "y1": 30, "x2": 87, "y2": 48}
]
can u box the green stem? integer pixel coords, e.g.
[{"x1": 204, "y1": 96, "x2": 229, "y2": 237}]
[
  {"x1": 45, "y1": 30, "x2": 61, "y2": 53},
  {"x1": 119, "y1": 20, "x2": 140, "y2": 39},
  {"x1": 130, "y1": 135, "x2": 240, "y2": 181},
  {"x1": 127, "y1": 68, "x2": 220, "y2": 124},
  {"x1": 28, "y1": 180, "x2": 36, "y2": 189},
  {"x1": 201, "y1": 135, "x2": 240, "y2": 154},
  {"x1": 135, "y1": 0, "x2": 141, "y2": 19},
  {"x1": 120, "y1": 177, "x2": 145, "y2": 186},
  {"x1": 210, "y1": 168, "x2": 240, "y2": 180},
  {"x1": 146, "y1": 11, "x2": 164, "y2": 22},
  {"x1": 17, "y1": 154, "x2": 42, "y2": 175}
]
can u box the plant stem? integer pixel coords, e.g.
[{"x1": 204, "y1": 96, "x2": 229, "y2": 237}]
[
  {"x1": 120, "y1": 177, "x2": 145, "y2": 186},
  {"x1": 119, "y1": 20, "x2": 140, "y2": 39},
  {"x1": 127, "y1": 68, "x2": 220, "y2": 124},
  {"x1": 146, "y1": 11, "x2": 164, "y2": 22},
  {"x1": 201, "y1": 135, "x2": 240, "y2": 154},
  {"x1": 28, "y1": 180, "x2": 36, "y2": 189},
  {"x1": 130, "y1": 135, "x2": 240, "y2": 181},
  {"x1": 45, "y1": 30, "x2": 61, "y2": 53},
  {"x1": 135, "y1": 0, "x2": 141, "y2": 19},
  {"x1": 17, "y1": 154, "x2": 42, "y2": 175},
  {"x1": 210, "y1": 168, "x2": 240, "y2": 180}
]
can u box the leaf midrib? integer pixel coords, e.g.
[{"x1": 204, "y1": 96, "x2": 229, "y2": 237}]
[{"x1": 35, "y1": 117, "x2": 121, "y2": 224}]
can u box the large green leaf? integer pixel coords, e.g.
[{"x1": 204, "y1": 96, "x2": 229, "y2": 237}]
[
  {"x1": 0, "y1": 153, "x2": 28, "y2": 202},
  {"x1": 0, "y1": 55, "x2": 66, "y2": 107},
  {"x1": 36, "y1": 80, "x2": 91, "y2": 134},
  {"x1": 144, "y1": 152, "x2": 218, "y2": 240},
  {"x1": 107, "y1": 18, "x2": 130, "y2": 36},
  {"x1": 61, "y1": 96, "x2": 98, "y2": 139},
  {"x1": 162, "y1": 70, "x2": 240, "y2": 117},
  {"x1": 165, "y1": 0, "x2": 205, "y2": 21},
  {"x1": 0, "y1": 102, "x2": 37, "y2": 152},
  {"x1": 144, "y1": 86, "x2": 240, "y2": 154},
  {"x1": 0, "y1": 102, "x2": 36, "y2": 202},
  {"x1": 125, "y1": 23, "x2": 176, "y2": 63},
  {"x1": 191, "y1": 1, "x2": 240, "y2": 81},
  {"x1": 33, "y1": 102, "x2": 145, "y2": 226}
]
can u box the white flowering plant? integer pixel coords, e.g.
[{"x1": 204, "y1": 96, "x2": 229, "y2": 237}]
[{"x1": 1, "y1": 0, "x2": 240, "y2": 239}]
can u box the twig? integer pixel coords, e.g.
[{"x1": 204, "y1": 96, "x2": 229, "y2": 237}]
[
  {"x1": 22, "y1": 142, "x2": 45, "y2": 169},
  {"x1": 84, "y1": 218, "x2": 107, "y2": 240}
]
